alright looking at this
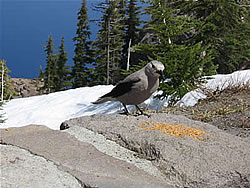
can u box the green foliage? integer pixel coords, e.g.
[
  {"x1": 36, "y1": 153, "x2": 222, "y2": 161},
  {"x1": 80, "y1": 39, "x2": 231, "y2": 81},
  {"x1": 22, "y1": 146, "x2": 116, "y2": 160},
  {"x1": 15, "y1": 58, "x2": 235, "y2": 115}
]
[
  {"x1": 92, "y1": 0, "x2": 125, "y2": 85},
  {"x1": 125, "y1": 0, "x2": 141, "y2": 44},
  {"x1": 71, "y1": 0, "x2": 94, "y2": 88},
  {"x1": 122, "y1": 0, "x2": 142, "y2": 67},
  {"x1": 42, "y1": 34, "x2": 56, "y2": 93},
  {"x1": 91, "y1": 0, "x2": 143, "y2": 85},
  {"x1": 0, "y1": 101, "x2": 5, "y2": 123},
  {"x1": 157, "y1": 43, "x2": 215, "y2": 102},
  {"x1": 39, "y1": 65, "x2": 44, "y2": 79},
  {"x1": 0, "y1": 59, "x2": 16, "y2": 100},
  {"x1": 181, "y1": 0, "x2": 250, "y2": 73},
  {"x1": 134, "y1": 0, "x2": 216, "y2": 103},
  {"x1": 40, "y1": 0, "x2": 249, "y2": 102},
  {"x1": 41, "y1": 35, "x2": 70, "y2": 93},
  {"x1": 54, "y1": 37, "x2": 71, "y2": 91},
  {"x1": 0, "y1": 59, "x2": 14, "y2": 123}
]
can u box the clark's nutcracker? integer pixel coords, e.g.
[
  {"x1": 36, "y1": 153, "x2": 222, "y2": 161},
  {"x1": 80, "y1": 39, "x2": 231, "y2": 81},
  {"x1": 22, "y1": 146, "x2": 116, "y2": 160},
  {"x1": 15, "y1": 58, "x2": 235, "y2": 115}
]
[{"x1": 92, "y1": 60, "x2": 165, "y2": 116}]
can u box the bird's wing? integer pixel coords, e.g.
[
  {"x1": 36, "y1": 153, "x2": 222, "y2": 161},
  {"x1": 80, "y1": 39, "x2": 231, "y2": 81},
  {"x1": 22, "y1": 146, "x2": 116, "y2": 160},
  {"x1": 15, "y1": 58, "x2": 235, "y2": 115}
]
[{"x1": 101, "y1": 77, "x2": 141, "y2": 99}]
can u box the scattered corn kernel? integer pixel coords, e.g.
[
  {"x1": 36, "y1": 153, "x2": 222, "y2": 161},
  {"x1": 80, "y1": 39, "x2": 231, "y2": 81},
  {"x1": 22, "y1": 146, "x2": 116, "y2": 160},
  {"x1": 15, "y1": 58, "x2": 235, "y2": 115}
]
[{"x1": 140, "y1": 121, "x2": 206, "y2": 141}]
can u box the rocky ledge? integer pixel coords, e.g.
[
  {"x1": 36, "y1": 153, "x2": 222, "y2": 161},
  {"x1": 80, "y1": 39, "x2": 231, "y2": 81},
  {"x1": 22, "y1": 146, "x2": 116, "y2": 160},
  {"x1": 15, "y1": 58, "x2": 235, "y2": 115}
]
[
  {"x1": 1, "y1": 113, "x2": 250, "y2": 188},
  {"x1": 10, "y1": 78, "x2": 44, "y2": 98}
]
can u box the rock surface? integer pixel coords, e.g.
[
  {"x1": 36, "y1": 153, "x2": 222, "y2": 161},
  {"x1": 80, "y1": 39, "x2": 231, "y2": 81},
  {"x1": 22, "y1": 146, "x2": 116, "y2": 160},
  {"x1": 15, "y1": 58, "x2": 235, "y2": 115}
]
[
  {"x1": 62, "y1": 113, "x2": 250, "y2": 188},
  {"x1": 10, "y1": 78, "x2": 44, "y2": 98},
  {"x1": 0, "y1": 125, "x2": 172, "y2": 188},
  {"x1": 1, "y1": 144, "x2": 82, "y2": 188},
  {"x1": 1, "y1": 113, "x2": 250, "y2": 188}
]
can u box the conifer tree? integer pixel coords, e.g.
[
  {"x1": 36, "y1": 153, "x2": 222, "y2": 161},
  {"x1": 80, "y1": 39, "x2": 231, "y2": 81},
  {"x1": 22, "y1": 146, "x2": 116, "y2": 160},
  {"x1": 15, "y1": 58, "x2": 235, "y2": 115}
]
[
  {"x1": 118, "y1": 0, "x2": 127, "y2": 26},
  {"x1": 236, "y1": 3, "x2": 250, "y2": 70},
  {"x1": 0, "y1": 98, "x2": 5, "y2": 123},
  {"x1": 118, "y1": 0, "x2": 128, "y2": 54},
  {"x1": 93, "y1": 0, "x2": 124, "y2": 85},
  {"x1": 182, "y1": 0, "x2": 250, "y2": 73},
  {"x1": 41, "y1": 35, "x2": 70, "y2": 93},
  {"x1": 43, "y1": 34, "x2": 56, "y2": 93},
  {"x1": 122, "y1": 0, "x2": 141, "y2": 69},
  {"x1": 125, "y1": 0, "x2": 141, "y2": 46},
  {"x1": 54, "y1": 36, "x2": 70, "y2": 91},
  {"x1": 134, "y1": 0, "x2": 216, "y2": 103},
  {"x1": 39, "y1": 65, "x2": 44, "y2": 80},
  {"x1": 0, "y1": 59, "x2": 15, "y2": 101},
  {"x1": 0, "y1": 103, "x2": 4, "y2": 123},
  {"x1": 71, "y1": 0, "x2": 93, "y2": 88}
]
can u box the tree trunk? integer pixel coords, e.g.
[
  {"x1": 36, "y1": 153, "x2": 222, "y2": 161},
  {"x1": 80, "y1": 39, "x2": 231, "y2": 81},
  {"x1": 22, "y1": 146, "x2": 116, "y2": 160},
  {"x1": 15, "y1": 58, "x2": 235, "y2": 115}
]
[
  {"x1": 106, "y1": 19, "x2": 110, "y2": 85},
  {"x1": 1, "y1": 60, "x2": 5, "y2": 102},
  {"x1": 126, "y1": 39, "x2": 132, "y2": 71}
]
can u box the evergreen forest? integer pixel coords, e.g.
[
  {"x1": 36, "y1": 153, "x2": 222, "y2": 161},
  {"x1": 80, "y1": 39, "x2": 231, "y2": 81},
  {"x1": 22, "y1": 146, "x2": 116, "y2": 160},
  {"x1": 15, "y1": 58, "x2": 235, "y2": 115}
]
[{"x1": 40, "y1": 0, "x2": 250, "y2": 102}]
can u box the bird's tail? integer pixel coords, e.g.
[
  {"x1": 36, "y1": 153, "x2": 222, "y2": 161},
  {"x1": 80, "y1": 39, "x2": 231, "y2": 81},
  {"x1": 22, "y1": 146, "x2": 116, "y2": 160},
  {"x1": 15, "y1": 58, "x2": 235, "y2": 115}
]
[{"x1": 92, "y1": 97, "x2": 114, "y2": 104}]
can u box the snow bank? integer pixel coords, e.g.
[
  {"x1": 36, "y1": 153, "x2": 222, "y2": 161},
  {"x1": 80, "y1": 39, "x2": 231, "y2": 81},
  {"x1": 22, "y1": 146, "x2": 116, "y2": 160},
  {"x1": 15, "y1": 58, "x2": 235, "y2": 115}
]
[
  {"x1": 1, "y1": 69, "x2": 249, "y2": 130},
  {"x1": 177, "y1": 70, "x2": 250, "y2": 107}
]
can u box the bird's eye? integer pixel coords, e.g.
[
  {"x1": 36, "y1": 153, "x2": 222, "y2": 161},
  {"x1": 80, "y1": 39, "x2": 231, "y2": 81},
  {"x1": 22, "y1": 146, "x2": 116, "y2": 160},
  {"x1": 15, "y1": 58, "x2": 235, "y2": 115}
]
[{"x1": 151, "y1": 63, "x2": 156, "y2": 69}]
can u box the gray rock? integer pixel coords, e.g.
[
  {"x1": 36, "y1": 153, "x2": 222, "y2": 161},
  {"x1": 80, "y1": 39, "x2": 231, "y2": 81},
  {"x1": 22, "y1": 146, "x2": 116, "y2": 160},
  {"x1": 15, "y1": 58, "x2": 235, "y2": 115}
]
[
  {"x1": 1, "y1": 144, "x2": 82, "y2": 188},
  {"x1": 0, "y1": 125, "x2": 172, "y2": 188},
  {"x1": 10, "y1": 78, "x2": 44, "y2": 98},
  {"x1": 64, "y1": 125, "x2": 170, "y2": 184},
  {"x1": 63, "y1": 113, "x2": 250, "y2": 188}
]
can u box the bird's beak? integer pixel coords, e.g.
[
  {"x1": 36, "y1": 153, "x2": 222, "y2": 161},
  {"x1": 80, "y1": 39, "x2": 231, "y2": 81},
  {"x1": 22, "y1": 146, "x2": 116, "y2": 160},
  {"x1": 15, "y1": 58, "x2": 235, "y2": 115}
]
[{"x1": 157, "y1": 70, "x2": 165, "y2": 82}]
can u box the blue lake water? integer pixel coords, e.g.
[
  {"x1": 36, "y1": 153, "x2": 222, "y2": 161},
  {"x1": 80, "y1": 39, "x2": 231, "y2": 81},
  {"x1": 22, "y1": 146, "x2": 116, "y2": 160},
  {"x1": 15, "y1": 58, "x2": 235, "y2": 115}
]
[{"x1": 1, "y1": 0, "x2": 101, "y2": 78}]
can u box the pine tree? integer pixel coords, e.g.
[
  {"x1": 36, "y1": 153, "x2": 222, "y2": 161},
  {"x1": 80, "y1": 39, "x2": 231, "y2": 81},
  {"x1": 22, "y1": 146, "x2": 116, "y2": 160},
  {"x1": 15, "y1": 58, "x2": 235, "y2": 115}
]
[
  {"x1": 39, "y1": 65, "x2": 44, "y2": 80},
  {"x1": 0, "y1": 102, "x2": 5, "y2": 123},
  {"x1": 134, "y1": 0, "x2": 216, "y2": 103},
  {"x1": 182, "y1": 0, "x2": 250, "y2": 73},
  {"x1": 122, "y1": 0, "x2": 141, "y2": 69},
  {"x1": 125, "y1": 0, "x2": 141, "y2": 46},
  {"x1": 41, "y1": 35, "x2": 70, "y2": 93},
  {"x1": 54, "y1": 36, "x2": 70, "y2": 91},
  {"x1": 43, "y1": 34, "x2": 56, "y2": 93},
  {"x1": 0, "y1": 98, "x2": 5, "y2": 123},
  {"x1": 231, "y1": 1, "x2": 250, "y2": 70},
  {"x1": 0, "y1": 59, "x2": 16, "y2": 101},
  {"x1": 93, "y1": 0, "x2": 124, "y2": 85},
  {"x1": 118, "y1": 0, "x2": 127, "y2": 26},
  {"x1": 71, "y1": 0, "x2": 93, "y2": 88}
]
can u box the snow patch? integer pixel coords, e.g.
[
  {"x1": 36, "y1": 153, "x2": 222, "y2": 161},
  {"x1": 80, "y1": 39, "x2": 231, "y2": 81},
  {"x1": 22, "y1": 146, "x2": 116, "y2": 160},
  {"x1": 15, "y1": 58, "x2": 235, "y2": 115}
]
[{"x1": 1, "y1": 70, "x2": 249, "y2": 130}]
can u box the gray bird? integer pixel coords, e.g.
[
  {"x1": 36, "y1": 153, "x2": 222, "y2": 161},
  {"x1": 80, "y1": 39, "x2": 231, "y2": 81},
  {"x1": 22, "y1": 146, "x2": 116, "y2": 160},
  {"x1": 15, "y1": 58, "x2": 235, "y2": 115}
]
[{"x1": 92, "y1": 60, "x2": 165, "y2": 116}]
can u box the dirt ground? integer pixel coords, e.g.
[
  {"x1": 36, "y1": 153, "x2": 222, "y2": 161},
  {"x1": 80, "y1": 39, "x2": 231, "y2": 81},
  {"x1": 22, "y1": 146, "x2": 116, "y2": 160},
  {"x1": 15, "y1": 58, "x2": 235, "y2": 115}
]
[{"x1": 163, "y1": 85, "x2": 250, "y2": 138}]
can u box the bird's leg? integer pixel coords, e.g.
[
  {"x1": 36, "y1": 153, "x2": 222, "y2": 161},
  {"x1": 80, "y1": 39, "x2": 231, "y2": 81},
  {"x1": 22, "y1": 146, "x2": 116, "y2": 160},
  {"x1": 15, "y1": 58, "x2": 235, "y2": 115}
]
[
  {"x1": 135, "y1": 105, "x2": 143, "y2": 114},
  {"x1": 135, "y1": 105, "x2": 150, "y2": 118},
  {"x1": 122, "y1": 103, "x2": 130, "y2": 115}
]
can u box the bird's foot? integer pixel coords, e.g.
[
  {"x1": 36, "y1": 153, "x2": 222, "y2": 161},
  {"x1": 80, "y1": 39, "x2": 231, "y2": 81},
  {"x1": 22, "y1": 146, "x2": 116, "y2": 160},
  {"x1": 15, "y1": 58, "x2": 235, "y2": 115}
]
[
  {"x1": 143, "y1": 112, "x2": 151, "y2": 118},
  {"x1": 119, "y1": 111, "x2": 131, "y2": 116},
  {"x1": 135, "y1": 105, "x2": 151, "y2": 118},
  {"x1": 119, "y1": 110, "x2": 150, "y2": 117},
  {"x1": 135, "y1": 111, "x2": 151, "y2": 118},
  {"x1": 120, "y1": 104, "x2": 151, "y2": 117}
]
